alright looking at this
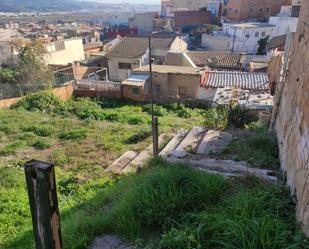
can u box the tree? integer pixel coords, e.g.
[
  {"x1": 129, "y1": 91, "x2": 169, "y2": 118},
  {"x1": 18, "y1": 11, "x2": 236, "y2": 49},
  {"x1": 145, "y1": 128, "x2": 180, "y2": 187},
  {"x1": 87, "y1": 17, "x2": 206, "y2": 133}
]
[
  {"x1": 256, "y1": 35, "x2": 269, "y2": 55},
  {"x1": 16, "y1": 41, "x2": 54, "y2": 88}
]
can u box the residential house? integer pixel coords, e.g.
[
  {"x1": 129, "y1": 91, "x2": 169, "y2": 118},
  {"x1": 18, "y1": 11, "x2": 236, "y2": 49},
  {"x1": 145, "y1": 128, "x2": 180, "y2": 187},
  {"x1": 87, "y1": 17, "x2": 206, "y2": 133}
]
[
  {"x1": 166, "y1": 51, "x2": 244, "y2": 71},
  {"x1": 174, "y1": 10, "x2": 213, "y2": 31},
  {"x1": 122, "y1": 64, "x2": 206, "y2": 101},
  {"x1": 44, "y1": 38, "x2": 85, "y2": 65},
  {"x1": 268, "y1": 16, "x2": 298, "y2": 36},
  {"x1": 129, "y1": 12, "x2": 158, "y2": 36},
  {"x1": 0, "y1": 41, "x2": 14, "y2": 65},
  {"x1": 291, "y1": 0, "x2": 301, "y2": 17},
  {"x1": 202, "y1": 22, "x2": 276, "y2": 54},
  {"x1": 83, "y1": 42, "x2": 104, "y2": 58},
  {"x1": 226, "y1": 0, "x2": 292, "y2": 21},
  {"x1": 106, "y1": 36, "x2": 187, "y2": 82},
  {"x1": 198, "y1": 70, "x2": 273, "y2": 108}
]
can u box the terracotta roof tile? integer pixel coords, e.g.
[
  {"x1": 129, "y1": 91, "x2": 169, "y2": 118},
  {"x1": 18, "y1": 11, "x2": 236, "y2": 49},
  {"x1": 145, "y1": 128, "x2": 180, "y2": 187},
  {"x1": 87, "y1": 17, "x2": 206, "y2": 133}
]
[
  {"x1": 186, "y1": 51, "x2": 243, "y2": 69},
  {"x1": 107, "y1": 36, "x2": 175, "y2": 59},
  {"x1": 202, "y1": 71, "x2": 269, "y2": 91}
]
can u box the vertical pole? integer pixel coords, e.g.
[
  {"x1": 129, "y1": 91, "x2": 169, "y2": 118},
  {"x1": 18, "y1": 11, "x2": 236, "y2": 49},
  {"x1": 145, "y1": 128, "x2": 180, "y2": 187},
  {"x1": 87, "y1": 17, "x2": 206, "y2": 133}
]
[
  {"x1": 24, "y1": 160, "x2": 62, "y2": 249},
  {"x1": 149, "y1": 35, "x2": 159, "y2": 158},
  {"x1": 153, "y1": 116, "x2": 159, "y2": 157}
]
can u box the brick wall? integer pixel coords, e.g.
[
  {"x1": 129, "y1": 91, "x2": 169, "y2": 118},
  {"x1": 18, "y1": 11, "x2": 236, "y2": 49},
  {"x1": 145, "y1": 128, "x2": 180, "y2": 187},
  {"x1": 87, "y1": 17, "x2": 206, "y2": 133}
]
[
  {"x1": 274, "y1": 1, "x2": 309, "y2": 236},
  {"x1": 0, "y1": 82, "x2": 74, "y2": 109}
]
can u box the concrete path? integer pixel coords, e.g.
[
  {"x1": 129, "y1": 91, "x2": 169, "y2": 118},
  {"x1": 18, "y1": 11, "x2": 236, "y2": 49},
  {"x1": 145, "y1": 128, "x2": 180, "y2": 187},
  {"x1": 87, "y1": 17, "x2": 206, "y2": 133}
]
[{"x1": 88, "y1": 235, "x2": 131, "y2": 249}]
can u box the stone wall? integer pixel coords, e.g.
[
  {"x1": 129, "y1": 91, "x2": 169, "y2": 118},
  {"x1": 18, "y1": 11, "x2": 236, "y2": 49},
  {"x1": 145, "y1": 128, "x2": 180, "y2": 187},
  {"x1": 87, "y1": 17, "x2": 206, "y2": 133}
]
[{"x1": 274, "y1": 1, "x2": 309, "y2": 236}]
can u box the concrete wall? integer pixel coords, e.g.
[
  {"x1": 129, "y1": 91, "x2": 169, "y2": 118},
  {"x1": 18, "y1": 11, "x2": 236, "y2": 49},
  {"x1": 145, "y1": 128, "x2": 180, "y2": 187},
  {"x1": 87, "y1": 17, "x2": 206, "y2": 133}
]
[
  {"x1": 129, "y1": 12, "x2": 157, "y2": 36},
  {"x1": 273, "y1": 1, "x2": 309, "y2": 236},
  {"x1": 201, "y1": 34, "x2": 231, "y2": 51},
  {"x1": 45, "y1": 38, "x2": 85, "y2": 65},
  {"x1": 269, "y1": 16, "x2": 299, "y2": 36}
]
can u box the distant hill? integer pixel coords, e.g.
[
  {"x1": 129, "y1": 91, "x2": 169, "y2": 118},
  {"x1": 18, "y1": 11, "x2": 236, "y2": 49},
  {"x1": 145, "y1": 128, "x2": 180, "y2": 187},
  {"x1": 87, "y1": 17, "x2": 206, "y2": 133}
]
[{"x1": 0, "y1": 0, "x2": 109, "y2": 12}]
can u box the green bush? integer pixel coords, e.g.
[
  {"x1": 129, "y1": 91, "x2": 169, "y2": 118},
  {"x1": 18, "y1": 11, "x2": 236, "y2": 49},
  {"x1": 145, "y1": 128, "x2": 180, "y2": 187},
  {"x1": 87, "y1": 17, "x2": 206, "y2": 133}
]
[
  {"x1": 32, "y1": 139, "x2": 52, "y2": 150},
  {"x1": 228, "y1": 105, "x2": 256, "y2": 129},
  {"x1": 204, "y1": 107, "x2": 229, "y2": 130},
  {"x1": 0, "y1": 141, "x2": 24, "y2": 156},
  {"x1": 58, "y1": 129, "x2": 87, "y2": 140},
  {"x1": 12, "y1": 91, "x2": 67, "y2": 114},
  {"x1": 106, "y1": 160, "x2": 229, "y2": 238},
  {"x1": 125, "y1": 128, "x2": 152, "y2": 144},
  {"x1": 142, "y1": 104, "x2": 168, "y2": 117},
  {"x1": 68, "y1": 98, "x2": 105, "y2": 121},
  {"x1": 128, "y1": 116, "x2": 144, "y2": 125},
  {"x1": 21, "y1": 125, "x2": 54, "y2": 137}
]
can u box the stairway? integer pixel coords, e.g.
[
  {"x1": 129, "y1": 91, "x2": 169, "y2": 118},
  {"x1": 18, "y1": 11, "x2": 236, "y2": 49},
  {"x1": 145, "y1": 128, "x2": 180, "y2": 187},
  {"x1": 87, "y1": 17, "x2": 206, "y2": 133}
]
[{"x1": 106, "y1": 127, "x2": 278, "y2": 182}]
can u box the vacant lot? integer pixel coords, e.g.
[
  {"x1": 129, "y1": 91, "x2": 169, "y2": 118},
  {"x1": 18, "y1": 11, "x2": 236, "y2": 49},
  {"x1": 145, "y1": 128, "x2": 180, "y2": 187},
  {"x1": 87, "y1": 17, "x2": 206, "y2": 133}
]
[{"x1": 0, "y1": 92, "x2": 307, "y2": 249}]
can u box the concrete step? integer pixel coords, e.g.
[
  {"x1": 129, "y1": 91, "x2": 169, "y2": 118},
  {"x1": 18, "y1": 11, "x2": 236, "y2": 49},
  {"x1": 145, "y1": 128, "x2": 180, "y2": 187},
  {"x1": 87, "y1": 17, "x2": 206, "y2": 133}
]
[
  {"x1": 170, "y1": 126, "x2": 207, "y2": 158},
  {"x1": 197, "y1": 130, "x2": 233, "y2": 155},
  {"x1": 167, "y1": 156, "x2": 277, "y2": 182},
  {"x1": 159, "y1": 129, "x2": 189, "y2": 158},
  {"x1": 105, "y1": 151, "x2": 138, "y2": 173},
  {"x1": 121, "y1": 133, "x2": 173, "y2": 174}
]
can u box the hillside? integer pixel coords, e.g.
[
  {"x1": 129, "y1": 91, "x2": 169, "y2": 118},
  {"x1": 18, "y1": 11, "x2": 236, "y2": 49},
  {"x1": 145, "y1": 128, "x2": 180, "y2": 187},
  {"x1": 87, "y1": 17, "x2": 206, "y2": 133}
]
[{"x1": 0, "y1": 0, "x2": 114, "y2": 12}]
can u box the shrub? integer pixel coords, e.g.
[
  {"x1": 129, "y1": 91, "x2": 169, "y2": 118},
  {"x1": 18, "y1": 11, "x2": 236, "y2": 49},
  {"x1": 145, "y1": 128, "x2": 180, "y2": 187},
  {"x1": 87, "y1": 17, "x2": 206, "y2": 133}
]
[
  {"x1": 128, "y1": 116, "x2": 144, "y2": 125},
  {"x1": 12, "y1": 91, "x2": 67, "y2": 114},
  {"x1": 204, "y1": 107, "x2": 229, "y2": 130},
  {"x1": 68, "y1": 98, "x2": 105, "y2": 121},
  {"x1": 228, "y1": 105, "x2": 256, "y2": 129},
  {"x1": 142, "y1": 104, "x2": 168, "y2": 117},
  {"x1": 32, "y1": 139, "x2": 52, "y2": 150},
  {"x1": 21, "y1": 125, "x2": 54, "y2": 137},
  {"x1": 58, "y1": 129, "x2": 87, "y2": 140},
  {"x1": 177, "y1": 108, "x2": 193, "y2": 118},
  {"x1": 125, "y1": 128, "x2": 152, "y2": 144},
  {"x1": 0, "y1": 141, "x2": 24, "y2": 156},
  {"x1": 104, "y1": 112, "x2": 121, "y2": 122}
]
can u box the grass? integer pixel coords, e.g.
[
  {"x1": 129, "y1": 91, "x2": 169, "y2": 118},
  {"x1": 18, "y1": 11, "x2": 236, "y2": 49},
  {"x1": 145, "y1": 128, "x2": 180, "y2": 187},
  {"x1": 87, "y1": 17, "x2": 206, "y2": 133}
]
[
  {"x1": 0, "y1": 93, "x2": 303, "y2": 249},
  {"x1": 216, "y1": 129, "x2": 280, "y2": 169}
]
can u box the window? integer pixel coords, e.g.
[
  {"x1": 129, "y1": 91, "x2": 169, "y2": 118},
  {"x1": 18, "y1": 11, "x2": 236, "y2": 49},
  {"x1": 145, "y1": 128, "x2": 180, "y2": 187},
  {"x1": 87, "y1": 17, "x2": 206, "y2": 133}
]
[
  {"x1": 132, "y1": 87, "x2": 140, "y2": 94},
  {"x1": 259, "y1": 8, "x2": 263, "y2": 12},
  {"x1": 155, "y1": 84, "x2": 161, "y2": 93},
  {"x1": 235, "y1": 9, "x2": 238, "y2": 13},
  {"x1": 261, "y1": 31, "x2": 266, "y2": 37},
  {"x1": 118, "y1": 63, "x2": 131, "y2": 70},
  {"x1": 255, "y1": 32, "x2": 259, "y2": 37},
  {"x1": 245, "y1": 33, "x2": 250, "y2": 38},
  {"x1": 266, "y1": 7, "x2": 270, "y2": 13}
]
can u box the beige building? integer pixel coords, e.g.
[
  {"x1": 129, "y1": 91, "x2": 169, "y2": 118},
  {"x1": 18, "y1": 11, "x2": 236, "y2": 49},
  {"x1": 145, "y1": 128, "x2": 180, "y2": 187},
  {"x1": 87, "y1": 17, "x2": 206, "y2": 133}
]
[
  {"x1": 129, "y1": 12, "x2": 158, "y2": 36},
  {"x1": 44, "y1": 38, "x2": 85, "y2": 65},
  {"x1": 107, "y1": 36, "x2": 187, "y2": 82},
  {"x1": 0, "y1": 41, "x2": 13, "y2": 65}
]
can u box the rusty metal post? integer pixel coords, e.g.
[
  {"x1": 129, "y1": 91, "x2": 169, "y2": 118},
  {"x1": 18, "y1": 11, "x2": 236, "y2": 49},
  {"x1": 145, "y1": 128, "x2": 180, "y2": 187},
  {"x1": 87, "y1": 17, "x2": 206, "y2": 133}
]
[
  {"x1": 152, "y1": 116, "x2": 159, "y2": 157},
  {"x1": 24, "y1": 160, "x2": 62, "y2": 249}
]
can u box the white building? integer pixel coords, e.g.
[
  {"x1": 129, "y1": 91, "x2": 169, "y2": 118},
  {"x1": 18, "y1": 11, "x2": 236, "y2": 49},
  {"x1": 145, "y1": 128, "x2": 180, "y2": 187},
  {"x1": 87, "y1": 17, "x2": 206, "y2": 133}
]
[
  {"x1": 269, "y1": 16, "x2": 298, "y2": 36},
  {"x1": 129, "y1": 12, "x2": 158, "y2": 36},
  {"x1": 202, "y1": 22, "x2": 276, "y2": 54},
  {"x1": 0, "y1": 28, "x2": 20, "y2": 41},
  {"x1": 44, "y1": 38, "x2": 85, "y2": 65}
]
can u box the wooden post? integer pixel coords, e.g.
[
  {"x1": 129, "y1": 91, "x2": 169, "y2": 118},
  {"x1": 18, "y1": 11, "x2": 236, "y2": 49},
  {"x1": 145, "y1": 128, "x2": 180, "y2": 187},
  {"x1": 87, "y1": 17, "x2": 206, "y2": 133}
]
[
  {"x1": 152, "y1": 116, "x2": 159, "y2": 157},
  {"x1": 24, "y1": 160, "x2": 62, "y2": 249}
]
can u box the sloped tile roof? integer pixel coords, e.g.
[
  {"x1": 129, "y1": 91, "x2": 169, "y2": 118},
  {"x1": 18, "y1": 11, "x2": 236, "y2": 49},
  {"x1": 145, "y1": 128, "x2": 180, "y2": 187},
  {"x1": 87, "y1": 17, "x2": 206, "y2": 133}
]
[
  {"x1": 186, "y1": 51, "x2": 243, "y2": 69},
  {"x1": 202, "y1": 71, "x2": 269, "y2": 91},
  {"x1": 107, "y1": 36, "x2": 175, "y2": 59}
]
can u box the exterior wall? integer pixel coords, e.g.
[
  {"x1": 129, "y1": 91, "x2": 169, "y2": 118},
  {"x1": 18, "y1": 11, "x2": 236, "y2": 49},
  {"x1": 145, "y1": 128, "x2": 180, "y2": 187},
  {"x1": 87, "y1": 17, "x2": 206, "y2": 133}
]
[
  {"x1": 169, "y1": 37, "x2": 188, "y2": 52},
  {"x1": 174, "y1": 10, "x2": 213, "y2": 30},
  {"x1": 45, "y1": 38, "x2": 85, "y2": 65},
  {"x1": 227, "y1": 0, "x2": 292, "y2": 21},
  {"x1": 0, "y1": 28, "x2": 20, "y2": 40},
  {"x1": 201, "y1": 34, "x2": 231, "y2": 50},
  {"x1": 0, "y1": 41, "x2": 13, "y2": 64},
  {"x1": 269, "y1": 16, "x2": 299, "y2": 36},
  {"x1": 108, "y1": 56, "x2": 148, "y2": 82},
  {"x1": 129, "y1": 12, "x2": 157, "y2": 36},
  {"x1": 223, "y1": 24, "x2": 276, "y2": 53},
  {"x1": 196, "y1": 86, "x2": 217, "y2": 100},
  {"x1": 121, "y1": 84, "x2": 149, "y2": 102},
  {"x1": 273, "y1": 1, "x2": 309, "y2": 236},
  {"x1": 170, "y1": 0, "x2": 208, "y2": 11},
  {"x1": 0, "y1": 82, "x2": 74, "y2": 109}
]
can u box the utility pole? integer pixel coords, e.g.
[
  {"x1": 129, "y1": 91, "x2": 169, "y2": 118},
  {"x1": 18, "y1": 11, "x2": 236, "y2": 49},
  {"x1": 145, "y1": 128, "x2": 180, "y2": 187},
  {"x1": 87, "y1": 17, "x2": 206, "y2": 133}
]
[{"x1": 148, "y1": 35, "x2": 159, "y2": 158}]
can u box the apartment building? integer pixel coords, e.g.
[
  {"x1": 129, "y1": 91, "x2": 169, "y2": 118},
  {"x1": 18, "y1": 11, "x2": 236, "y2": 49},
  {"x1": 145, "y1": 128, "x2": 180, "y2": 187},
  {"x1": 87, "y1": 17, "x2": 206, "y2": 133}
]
[
  {"x1": 129, "y1": 12, "x2": 158, "y2": 36},
  {"x1": 226, "y1": 0, "x2": 292, "y2": 21}
]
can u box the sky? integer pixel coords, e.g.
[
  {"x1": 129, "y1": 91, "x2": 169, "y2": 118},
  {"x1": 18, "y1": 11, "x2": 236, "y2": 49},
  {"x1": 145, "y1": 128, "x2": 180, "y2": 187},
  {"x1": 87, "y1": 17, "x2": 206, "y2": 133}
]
[{"x1": 87, "y1": 0, "x2": 160, "y2": 4}]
